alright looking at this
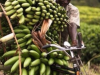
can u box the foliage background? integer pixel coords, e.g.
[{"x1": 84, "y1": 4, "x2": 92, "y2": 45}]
[{"x1": 71, "y1": 1, "x2": 100, "y2": 64}]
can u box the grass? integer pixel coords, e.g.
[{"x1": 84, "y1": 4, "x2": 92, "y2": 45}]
[
  {"x1": 81, "y1": 64, "x2": 100, "y2": 75},
  {"x1": 68, "y1": 63, "x2": 100, "y2": 75},
  {"x1": 76, "y1": 6, "x2": 100, "y2": 25}
]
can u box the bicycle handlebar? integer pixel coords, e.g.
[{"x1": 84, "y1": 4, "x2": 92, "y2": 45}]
[
  {"x1": 42, "y1": 44, "x2": 66, "y2": 50},
  {"x1": 42, "y1": 44, "x2": 51, "y2": 49},
  {"x1": 42, "y1": 44, "x2": 85, "y2": 50},
  {"x1": 42, "y1": 44, "x2": 85, "y2": 58}
]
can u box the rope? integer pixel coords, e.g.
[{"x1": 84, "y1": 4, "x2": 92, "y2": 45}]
[{"x1": 0, "y1": 3, "x2": 22, "y2": 75}]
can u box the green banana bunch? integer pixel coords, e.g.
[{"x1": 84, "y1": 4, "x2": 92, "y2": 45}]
[
  {"x1": 4, "y1": 0, "x2": 68, "y2": 43},
  {"x1": 2, "y1": 46, "x2": 69, "y2": 75},
  {"x1": 13, "y1": 25, "x2": 32, "y2": 49},
  {"x1": 2, "y1": 0, "x2": 70, "y2": 75}
]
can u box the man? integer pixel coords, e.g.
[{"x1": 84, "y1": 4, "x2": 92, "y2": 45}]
[{"x1": 56, "y1": 0, "x2": 80, "y2": 46}]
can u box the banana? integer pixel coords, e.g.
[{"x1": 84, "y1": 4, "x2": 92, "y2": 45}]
[
  {"x1": 10, "y1": 13, "x2": 17, "y2": 19},
  {"x1": 62, "y1": 59, "x2": 68, "y2": 66},
  {"x1": 26, "y1": 0, "x2": 33, "y2": 5},
  {"x1": 5, "y1": 1, "x2": 11, "y2": 7},
  {"x1": 53, "y1": 71, "x2": 57, "y2": 75},
  {"x1": 48, "y1": 58, "x2": 54, "y2": 65},
  {"x1": 40, "y1": 17, "x2": 44, "y2": 20},
  {"x1": 30, "y1": 44, "x2": 41, "y2": 54},
  {"x1": 41, "y1": 6, "x2": 46, "y2": 10},
  {"x1": 33, "y1": 15, "x2": 40, "y2": 19},
  {"x1": 19, "y1": 42, "x2": 26, "y2": 48},
  {"x1": 25, "y1": 17, "x2": 31, "y2": 22},
  {"x1": 18, "y1": 0, "x2": 27, "y2": 3},
  {"x1": 27, "y1": 11, "x2": 35, "y2": 14},
  {"x1": 50, "y1": 52, "x2": 58, "y2": 58},
  {"x1": 46, "y1": 5, "x2": 50, "y2": 8},
  {"x1": 21, "y1": 3, "x2": 30, "y2": 7},
  {"x1": 17, "y1": 12, "x2": 23, "y2": 18},
  {"x1": 24, "y1": 34, "x2": 31, "y2": 39},
  {"x1": 4, "y1": 56, "x2": 19, "y2": 66},
  {"x1": 46, "y1": 47, "x2": 52, "y2": 52},
  {"x1": 16, "y1": 33, "x2": 26, "y2": 38},
  {"x1": 26, "y1": 14, "x2": 34, "y2": 19},
  {"x1": 36, "y1": 7, "x2": 41, "y2": 11},
  {"x1": 14, "y1": 28, "x2": 23, "y2": 33},
  {"x1": 49, "y1": 9, "x2": 53, "y2": 13},
  {"x1": 44, "y1": 1, "x2": 49, "y2": 5},
  {"x1": 6, "y1": 9, "x2": 16, "y2": 16},
  {"x1": 38, "y1": 0, "x2": 43, "y2": 2},
  {"x1": 41, "y1": 52, "x2": 47, "y2": 57},
  {"x1": 35, "y1": 12, "x2": 41, "y2": 15},
  {"x1": 27, "y1": 25, "x2": 33, "y2": 30},
  {"x1": 12, "y1": 1, "x2": 19, "y2": 6},
  {"x1": 26, "y1": 38, "x2": 32, "y2": 45},
  {"x1": 42, "y1": 10, "x2": 47, "y2": 13},
  {"x1": 46, "y1": 12, "x2": 50, "y2": 16},
  {"x1": 22, "y1": 68, "x2": 28, "y2": 75},
  {"x1": 19, "y1": 15, "x2": 25, "y2": 24},
  {"x1": 40, "y1": 58, "x2": 48, "y2": 64},
  {"x1": 34, "y1": 66, "x2": 39, "y2": 75},
  {"x1": 23, "y1": 29, "x2": 30, "y2": 34},
  {"x1": 11, "y1": 57, "x2": 25, "y2": 73},
  {"x1": 32, "y1": 0, "x2": 35, "y2": 5},
  {"x1": 32, "y1": 19, "x2": 39, "y2": 23},
  {"x1": 29, "y1": 50, "x2": 40, "y2": 59},
  {"x1": 55, "y1": 58, "x2": 64, "y2": 66},
  {"x1": 17, "y1": 8, "x2": 23, "y2": 13},
  {"x1": 38, "y1": 2, "x2": 44, "y2": 6},
  {"x1": 23, "y1": 57, "x2": 32, "y2": 68},
  {"x1": 34, "y1": 66, "x2": 39, "y2": 72},
  {"x1": 30, "y1": 59, "x2": 41, "y2": 67},
  {"x1": 45, "y1": 66, "x2": 51, "y2": 75},
  {"x1": 40, "y1": 63, "x2": 46, "y2": 75},
  {"x1": 27, "y1": 44, "x2": 31, "y2": 50},
  {"x1": 64, "y1": 56, "x2": 69, "y2": 61},
  {"x1": 31, "y1": 7, "x2": 36, "y2": 11},
  {"x1": 25, "y1": 6, "x2": 31, "y2": 13},
  {"x1": 14, "y1": 4, "x2": 20, "y2": 9},
  {"x1": 21, "y1": 49, "x2": 29, "y2": 57},
  {"x1": 5, "y1": 5, "x2": 13, "y2": 11},
  {"x1": 58, "y1": 53, "x2": 63, "y2": 59},
  {"x1": 18, "y1": 25, "x2": 28, "y2": 29},
  {"x1": 29, "y1": 67, "x2": 35, "y2": 75},
  {"x1": 17, "y1": 38, "x2": 26, "y2": 44},
  {"x1": 41, "y1": 13, "x2": 45, "y2": 17},
  {"x1": 29, "y1": 22, "x2": 35, "y2": 25},
  {"x1": 2, "y1": 50, "x2": 16, "y2": 58}
]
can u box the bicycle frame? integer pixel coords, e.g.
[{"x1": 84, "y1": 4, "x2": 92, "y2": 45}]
[{"x1": 42, "y1": 42, "x2": 86, "y2": 75}]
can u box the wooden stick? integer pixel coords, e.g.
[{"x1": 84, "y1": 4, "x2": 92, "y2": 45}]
[{"x1": 0, "y1": 3, "x2": 22, "y2": 75}]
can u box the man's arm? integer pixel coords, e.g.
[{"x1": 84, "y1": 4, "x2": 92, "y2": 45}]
[{"x1": 69, "y1": 7, "x2": 80, "y2": 26}]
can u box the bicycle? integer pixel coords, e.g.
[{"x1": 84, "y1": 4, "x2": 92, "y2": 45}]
[{"x1": 42, "y1": 32, "x2": 87, "y2": 75}]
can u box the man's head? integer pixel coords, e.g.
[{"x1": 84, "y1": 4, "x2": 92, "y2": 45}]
[{"x1": 56, "y1": 0, "x2": 71, "y2": 7}]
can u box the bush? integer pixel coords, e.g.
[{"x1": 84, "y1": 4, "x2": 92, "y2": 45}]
[
  {"x1": 77, "y1": 6, "x2": 100, "y2": 25},
  {"x1": 78, "y1": 22, "x2": 100, "y2": 64}
]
